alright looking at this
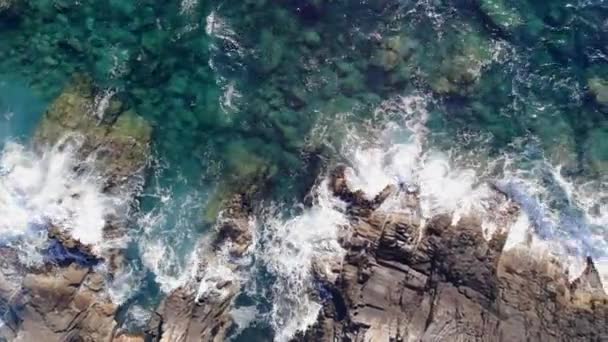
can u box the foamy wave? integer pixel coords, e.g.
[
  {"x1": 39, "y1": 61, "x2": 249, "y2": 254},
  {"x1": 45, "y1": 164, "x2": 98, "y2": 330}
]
[
  {"x1": 343, "y1": 94, "x2": 607, "y2": 290},
  {"x1": 259, "y1": 181, "x2": 348, "y2": 342},
  {"x1": 138, "y1": 188, "x2": 205, "y2": 293},
  {"x1": 0, "y1": 137, "x2": 124, "y2": 257},
  {"x1": 229, "y1": 305, "x2": 258, "y2": 339},
  {"x1": 344, "y1": 95, "x2": 494, "y2": 225},
  {"x1": 498, "y1": 157, "x2": 608, "y2": 288}
]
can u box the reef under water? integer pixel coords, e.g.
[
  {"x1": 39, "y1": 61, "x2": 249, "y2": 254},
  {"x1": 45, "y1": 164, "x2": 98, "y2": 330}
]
[{"x1": 0, "y1": 0, "x2": 607, "y2": 341}]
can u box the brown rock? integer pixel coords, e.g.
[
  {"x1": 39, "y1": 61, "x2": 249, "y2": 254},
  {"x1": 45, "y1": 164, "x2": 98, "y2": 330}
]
[{"x1": 297, "y1": 166, "x2": 608, "y2": 341}]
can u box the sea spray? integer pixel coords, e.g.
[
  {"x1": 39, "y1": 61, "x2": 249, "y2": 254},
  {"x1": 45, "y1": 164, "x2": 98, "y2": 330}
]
[
  {"x1": 258, "y1": 180, "x2": 348, "y2": 342},
  {"x1": 498, "y1": 156, "x2": 608, "y2": 286},
  {"x1": 137, "y1": 175, "x2": 206, "y2": 294},
  {"x1": 0, "y1": 136, "x2": 124, "y2": 256}
]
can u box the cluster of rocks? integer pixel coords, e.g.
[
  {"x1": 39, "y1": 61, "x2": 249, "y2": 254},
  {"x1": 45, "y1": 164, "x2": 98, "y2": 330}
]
[
  {"x1": 0, "y1": 77, "x2": 152, "y2": 341},
  {"x1": 296, "y1": 167, "x2": 608, "y2": 341},
  {"x1": 157, "y1": 194, "x2": 255, "y2": 342}
]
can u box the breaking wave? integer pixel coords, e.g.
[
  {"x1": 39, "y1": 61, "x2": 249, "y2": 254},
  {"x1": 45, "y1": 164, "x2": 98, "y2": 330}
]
[
  {"x1": 250, "y1": 93, "x2": 608, "y2": 340},
  {"x1": 256, "y1": 181, "x2": 349, "y2": 342},
  {"x1": 0, "y1": 136, "x2": 127, "y2": 262}
]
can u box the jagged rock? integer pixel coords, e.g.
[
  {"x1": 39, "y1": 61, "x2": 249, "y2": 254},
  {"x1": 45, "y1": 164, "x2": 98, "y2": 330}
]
[
  {"x1": 156, "y1": 194, "x2": 255, "y2": 342},
  {"x1": 571, "y1": 257, "x2": 607, "y2": 298},
  {"x1": 5, "y1": 264, "x2": 118, "y2": 342},
  {"x1": 0, "y1": 76, "x2": 153, "y2": 341},
  {"x1": 297, "y1": 166, "x2": 608, "y2": 342}
]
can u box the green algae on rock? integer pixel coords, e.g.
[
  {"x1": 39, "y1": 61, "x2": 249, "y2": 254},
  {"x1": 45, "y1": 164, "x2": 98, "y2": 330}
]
[{"x1": 35, "y1": 75, "x2": 152, "y2": 190}]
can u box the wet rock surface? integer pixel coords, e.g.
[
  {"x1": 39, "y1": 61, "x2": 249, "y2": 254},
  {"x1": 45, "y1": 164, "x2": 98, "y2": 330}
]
[
  {"x1": 3, "y1": 264, "x2": 117, "y2": 342},
  {"x1": 297, "y1": 167, "x2": 608, "y2": 342},
  {"x1": 0, "y1": 78, "x2": 152, "y2": 341},
  {"x1": 156, "y1": 194, "x2": 255, "y2": 342}
]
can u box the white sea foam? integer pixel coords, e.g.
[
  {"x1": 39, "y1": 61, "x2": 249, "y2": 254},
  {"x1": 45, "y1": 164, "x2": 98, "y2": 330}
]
[
  {"x1": 258, "y1": 181, "x2": 348, "y2": 342},
  {"x1": 344, "y1": 95, "x2": 495, "y2": 225},
  {"x1": 138, "y1": 182, "x2": 205, "y2": 293},
  {"x1": 180, "y1": 0, "x2": 198, "y2": 14},
  {"x1": 229, "y1": 305, "x2": 258, "y2": 339},
  {"x1": 0, "y1": 137, "x2": 123, "y2": 258},
  {"x1": 497, "y1": 158, "x2": 608, "y2": 289}
]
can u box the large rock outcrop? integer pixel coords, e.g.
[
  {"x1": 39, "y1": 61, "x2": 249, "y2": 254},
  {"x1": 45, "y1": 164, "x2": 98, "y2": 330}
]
[
  {"x1": 298, "y1": 167, "x2": 608, "y2": 341},
  {"x1": 0, "y1": 76, "x2": 152, "y2": 341}
]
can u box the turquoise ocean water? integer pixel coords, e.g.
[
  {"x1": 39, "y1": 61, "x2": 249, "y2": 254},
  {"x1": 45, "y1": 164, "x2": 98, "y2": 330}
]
[{"x1": 0, "y1": 0, "x2": 607, "y2": 340}]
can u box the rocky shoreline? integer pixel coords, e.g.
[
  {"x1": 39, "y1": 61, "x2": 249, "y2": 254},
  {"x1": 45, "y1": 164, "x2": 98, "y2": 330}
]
[
  {"x1": 297, "y1": 167, "x2": 608, "y2": 342},
  {"x1": 148, "y1": 165, "x2": 607, "y2": 342},
  {"x1": 0, "y1": 77, "x2": 152, "y2": 342},
  {"x1": 0, "y1": 80, "x2": 606, "y2": 341}
]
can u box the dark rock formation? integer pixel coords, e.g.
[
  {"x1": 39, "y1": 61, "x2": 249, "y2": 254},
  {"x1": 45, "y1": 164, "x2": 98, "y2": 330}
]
[{"x1": 298, "y1": 166, "x2": 608, "y2": 341}]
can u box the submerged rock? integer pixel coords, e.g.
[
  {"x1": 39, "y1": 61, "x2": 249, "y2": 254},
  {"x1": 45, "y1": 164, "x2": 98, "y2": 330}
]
[
  {"x1": 588, "y1": 77, "x2": 608, "y2": 109},
  {"x1": 296, "y1": 166, "x2": 608, "y2": 341},
  {"x1": 429, "y1": 35, "x2": 492, "y2": 97},
  {"x1": 476, "y1": 0, "x2": 523, "y2": 33},
  {"x1": 35, "y1": 75, "x2": 152, "y2": 194},
  {"x1": 369, "y1": 35, "x2": 413, "y2": 72},
  {"x1": 584, "y1": 126, "x2": 608, "y2": 176}
]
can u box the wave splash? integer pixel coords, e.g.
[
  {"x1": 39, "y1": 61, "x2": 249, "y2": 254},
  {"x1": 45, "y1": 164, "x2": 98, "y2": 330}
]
[
  {"x1": 256, "y1": 182, "x2": 349, "y2": 342},
  {"x1": 250, "y1": 93, "x2": 607, "y2": 340},
  {"x1": 0, "y1": 135, "x2": 127, "y2": 263}
]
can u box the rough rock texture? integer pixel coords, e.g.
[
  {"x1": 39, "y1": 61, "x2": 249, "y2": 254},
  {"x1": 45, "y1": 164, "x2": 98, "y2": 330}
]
[
  {"x1": 298, "y1": 167, "x2": 608, "y2": 342},
  {"x1": 0, "y1": 77, "x2": 152, "y2": 341},
  {"x1": 156, "y1": 194, "x2": 255, "y2": 342},
  {"x1": 4, "y1": 265, "x2": 117, "y2": 342}
]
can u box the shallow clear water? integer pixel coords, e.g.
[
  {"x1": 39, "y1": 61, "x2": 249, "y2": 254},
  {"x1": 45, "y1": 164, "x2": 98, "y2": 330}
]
[{"x1": 0, "y1": 0, "x2": 607, "y2": 340}]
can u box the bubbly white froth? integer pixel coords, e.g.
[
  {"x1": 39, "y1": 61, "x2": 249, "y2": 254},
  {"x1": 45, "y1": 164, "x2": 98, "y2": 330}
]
[
  {"x1": 260, "y1": 93, "x2": 608, "y2": 341},
  {"x1": 0, "y1": 138, "x2": 121, "y2": 255},
  {"x1": 259, "y1": 181, "x2": 348, "y2": 342}
]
